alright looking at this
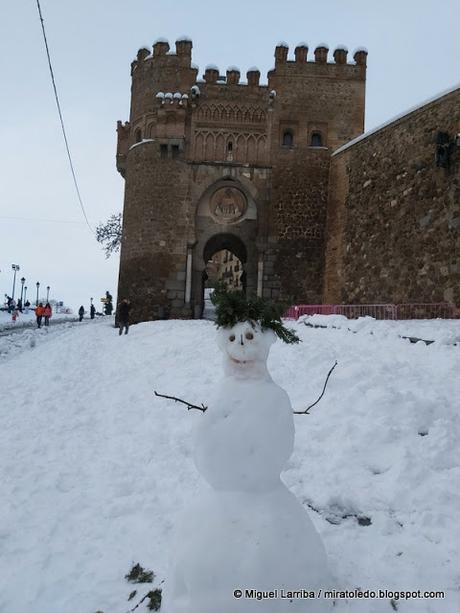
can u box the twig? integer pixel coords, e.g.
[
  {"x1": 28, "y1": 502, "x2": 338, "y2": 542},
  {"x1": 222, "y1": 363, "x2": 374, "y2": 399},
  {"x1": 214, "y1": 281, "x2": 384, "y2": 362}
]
[
  {"x1": 294, "y1": 361, "x2": 338, "y2": 415},
  {"x1": 154, "y1": 390, "x2": 207, "y2": 412},
  {"x1": 126, "y1": 590, "x2": 151, "y2": 613}
]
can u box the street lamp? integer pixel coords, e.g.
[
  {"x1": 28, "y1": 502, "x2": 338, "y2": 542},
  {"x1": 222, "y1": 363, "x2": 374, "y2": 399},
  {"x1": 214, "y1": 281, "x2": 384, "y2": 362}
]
[
  {"x1": 24, "y1": 286, "x2": 28, "y2": 305},
  {"x1": 11, "y1": 264, "x2": 20, "y2": 301},
  {"x1": 36, "y1": 282, "x2": 40, "y2": 306},
  {"x1": 20, "y1": 277, "x2": 25, "y2": 308},
  {"x1": 46, "y1": 286, "x2": 50, "y2": 302}
]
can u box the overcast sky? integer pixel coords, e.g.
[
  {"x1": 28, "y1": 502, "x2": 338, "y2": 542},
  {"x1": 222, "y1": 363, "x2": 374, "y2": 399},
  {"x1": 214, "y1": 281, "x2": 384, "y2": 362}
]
[{"x1": 1, "y1": 0, "x2": 459, "y2": 311}]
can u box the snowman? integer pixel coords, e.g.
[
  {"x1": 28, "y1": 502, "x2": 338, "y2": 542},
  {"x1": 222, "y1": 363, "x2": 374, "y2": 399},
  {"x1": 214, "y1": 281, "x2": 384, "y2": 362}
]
[{"x1": 162, "y1": 293, "x2": 332, "y2": 613}]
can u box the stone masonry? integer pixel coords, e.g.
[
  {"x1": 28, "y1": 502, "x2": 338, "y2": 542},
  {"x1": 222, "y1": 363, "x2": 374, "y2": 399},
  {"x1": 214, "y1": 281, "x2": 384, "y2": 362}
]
[
  {"x1": 116, "y1": 38, "x2": 367, "y2": 322},
  {"x1": 324, "y1": 87, "x2": 460, "y2": 309}
]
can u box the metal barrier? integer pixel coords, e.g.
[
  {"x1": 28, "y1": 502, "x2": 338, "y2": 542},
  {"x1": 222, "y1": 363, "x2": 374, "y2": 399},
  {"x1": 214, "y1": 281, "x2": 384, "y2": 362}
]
[
  {"x1": 285, "y1": 303, "x2": 457, "y2": 320},
  {"x1": 395, "y1": 303, "x2": 456, "y2": 320}
]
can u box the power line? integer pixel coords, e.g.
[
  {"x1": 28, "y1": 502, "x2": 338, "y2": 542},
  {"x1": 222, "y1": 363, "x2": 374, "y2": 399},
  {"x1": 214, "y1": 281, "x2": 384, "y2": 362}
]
[{"x1": 35, "y1": 0, "x2": 94, "y2": 234}]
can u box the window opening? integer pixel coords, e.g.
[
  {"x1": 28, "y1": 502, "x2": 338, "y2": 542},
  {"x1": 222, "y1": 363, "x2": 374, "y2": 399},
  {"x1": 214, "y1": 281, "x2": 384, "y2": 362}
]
[
  {"x1": 282, "y1": 130, "x2": 294, "y2": 147},
  {"x1": 311, "y1": 132, "x2": 323, "y2": 147}
]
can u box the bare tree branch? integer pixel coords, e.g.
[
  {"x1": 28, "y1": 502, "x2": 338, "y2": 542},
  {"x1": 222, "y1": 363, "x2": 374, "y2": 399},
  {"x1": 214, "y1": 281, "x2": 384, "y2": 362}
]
[
  {"x1": 96, "y1": 212, "x2": 122, "y2": 258},
  {"x1": 154, "y1": 390, "x2": 207, "y2": 412},
  {"x1": 294, "y1": 361, "x2": 338, "y2": 415}
]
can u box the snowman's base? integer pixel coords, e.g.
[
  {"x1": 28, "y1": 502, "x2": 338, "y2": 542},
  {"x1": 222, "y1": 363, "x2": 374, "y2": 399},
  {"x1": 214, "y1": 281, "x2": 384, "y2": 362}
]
[{"x1": 163, "y1": 484, "x2": 333, "y2": 613}]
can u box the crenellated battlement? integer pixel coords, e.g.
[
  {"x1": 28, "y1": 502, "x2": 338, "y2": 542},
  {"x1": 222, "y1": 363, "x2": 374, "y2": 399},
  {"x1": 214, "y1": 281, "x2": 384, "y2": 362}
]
[
  {"x1": 130, "y1": 36, "x2": 196, "y2": 77},
  {"x1": 129, "y1": 37, "x2": 367, "y2": 84},
  {"x1": 273, "y1": 41, "x2": 367, "y2": 68},
  {"x1": 116, "y1": 35, "x2": 370, "y2": 323}
]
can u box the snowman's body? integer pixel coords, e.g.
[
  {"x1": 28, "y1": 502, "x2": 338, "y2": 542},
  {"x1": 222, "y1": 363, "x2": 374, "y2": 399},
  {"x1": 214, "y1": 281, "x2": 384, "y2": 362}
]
[{"x1": 164, "y1": 322, "x2": 332, "y2": 612}]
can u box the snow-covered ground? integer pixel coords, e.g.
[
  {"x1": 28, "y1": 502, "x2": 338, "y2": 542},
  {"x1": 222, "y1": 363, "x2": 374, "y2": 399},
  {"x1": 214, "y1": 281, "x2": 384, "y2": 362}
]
[
  {"x1": 1, "y1": 316, "x2": 459, "y2": 613},
  {"x1": 0, "y1": 308, "x2": 75, "y2": 330},
  {"x1": 299, "y1": 314, "x2": 460, "y2": 345}
]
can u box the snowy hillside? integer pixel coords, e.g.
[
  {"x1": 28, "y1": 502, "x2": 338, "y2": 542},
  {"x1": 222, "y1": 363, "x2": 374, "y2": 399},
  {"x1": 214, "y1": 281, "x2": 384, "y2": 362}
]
[{"x1": 0, "y1": 317, "x2": 459, "y2": 612}]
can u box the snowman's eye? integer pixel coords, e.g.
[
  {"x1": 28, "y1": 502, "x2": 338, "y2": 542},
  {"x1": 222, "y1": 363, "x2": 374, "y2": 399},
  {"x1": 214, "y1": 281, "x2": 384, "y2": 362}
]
[
  {"x1": 245, "y1": 331, "x2": 254, "y2": 340},
  {"x1": 229, "y1": 334, "x2": 236, "y2": 342}
]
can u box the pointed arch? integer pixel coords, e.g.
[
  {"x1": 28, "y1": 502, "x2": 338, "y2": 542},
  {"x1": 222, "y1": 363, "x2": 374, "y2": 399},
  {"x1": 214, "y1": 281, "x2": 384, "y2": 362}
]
[
  {"x1": 204, "y1": 133, "x2": 214, "y2": 160},
  {"x1": 247, "y1": 134, "x2": 257, "y2": 162},
  {"x1": 195, "y1": 132, "x2": 205, "y2": 160},
  {"x1": 215, "y1": 132, "x2": 225, "y2": 160}
]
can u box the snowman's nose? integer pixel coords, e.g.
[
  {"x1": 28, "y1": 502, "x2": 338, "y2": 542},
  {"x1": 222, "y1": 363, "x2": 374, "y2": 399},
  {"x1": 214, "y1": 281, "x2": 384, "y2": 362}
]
[{"x1": 240, "y1": 334, "x2": 244, "y2": 346}]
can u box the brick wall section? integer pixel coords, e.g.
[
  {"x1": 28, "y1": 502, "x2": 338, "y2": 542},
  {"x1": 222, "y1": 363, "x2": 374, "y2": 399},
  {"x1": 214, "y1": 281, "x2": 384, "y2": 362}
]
[
  {"x1": 116, "y1": 40, "x2": 367, "y2": 322},
  {"x1": 117, "y1": 141, "x2": 192, "y2": 321},
  {"x1": 324, "y1": 88, "x2": 460, "y2": 307},
  {"x1": 269, "y1": 149, "x2": 330, "y2": 302}
]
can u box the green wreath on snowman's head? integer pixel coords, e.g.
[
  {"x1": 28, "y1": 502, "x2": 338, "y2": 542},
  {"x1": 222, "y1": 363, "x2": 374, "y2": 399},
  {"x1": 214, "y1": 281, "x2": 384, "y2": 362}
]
[{"x1": 210, "y1": 284, "x2": 300, "y2": 344}]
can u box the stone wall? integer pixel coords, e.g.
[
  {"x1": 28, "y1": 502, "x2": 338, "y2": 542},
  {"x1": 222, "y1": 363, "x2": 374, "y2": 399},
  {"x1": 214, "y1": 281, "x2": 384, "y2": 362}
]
[
  {"x1": 324, "y1": 87, "x2": 460, "y2": 308},
  {"x1": 117, "y1": 39, "x2": 368, "y2": 322},
  {"x1": 117, "y1": 141, "x2": 192, "y2": 322},
  {"x1": 269, "y1": 149, "x2": 330, "y2": 302}
]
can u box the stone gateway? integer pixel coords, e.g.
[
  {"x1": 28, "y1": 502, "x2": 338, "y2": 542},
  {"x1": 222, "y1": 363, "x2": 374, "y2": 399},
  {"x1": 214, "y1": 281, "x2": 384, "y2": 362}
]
[{"x1": 116, "y1": 38, "x2": 459, "y2": 322}]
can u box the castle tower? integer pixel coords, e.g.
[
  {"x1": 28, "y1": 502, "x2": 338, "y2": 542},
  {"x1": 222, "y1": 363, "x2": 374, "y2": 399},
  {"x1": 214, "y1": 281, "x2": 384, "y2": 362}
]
[{"x1": 116, "y1": 38, "x2": 367, "y2": 322}]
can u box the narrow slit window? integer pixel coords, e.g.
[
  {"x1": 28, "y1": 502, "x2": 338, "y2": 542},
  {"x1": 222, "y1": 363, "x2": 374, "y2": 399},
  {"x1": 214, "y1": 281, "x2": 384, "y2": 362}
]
[
  {"x1": 135, "y1": 128, "x2": 142, "y2": 143},
  {"x1": 311, "y1": 132, "x2": 323, "y2": 147},
  {"x1": 282, "y1": 130, "x2": 294, "y2": 147},
  {"x1": 160, "y1": 144, "x2": 168, "y2": 158},
  {"x1": 171, "y1": 145, "x2": 180, "y2": 158}
]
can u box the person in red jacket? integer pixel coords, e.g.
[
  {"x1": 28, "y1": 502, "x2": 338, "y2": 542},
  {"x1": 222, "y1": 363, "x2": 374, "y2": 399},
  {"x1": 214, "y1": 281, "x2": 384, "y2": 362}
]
[
  {"x1": 43, "y1": 303, "x2": 52, "y2": 327},
  {"x1": 35, "y1": 303, "x2": 44, "y2": 328}
]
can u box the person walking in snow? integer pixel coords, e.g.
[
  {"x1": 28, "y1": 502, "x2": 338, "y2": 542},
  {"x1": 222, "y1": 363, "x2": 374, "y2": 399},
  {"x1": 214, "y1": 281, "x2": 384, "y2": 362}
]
[
  {"x1": 90, "y1": 303, "x2": 96, "y2": 319},
  {"x1": 35, "y1": 303, "x2": 44, "y2": 328},
  {"x1": 104, "y1": 291, "x2": 113, "y2": 316},
  {"x1": 78, "y1": 305, "x2": 85, "y2": 322},
  {"x1": 116, "y1": 298, "x2": 131, "y2": 335},
  {"x1": 43, "y1": 303, "x2": 52, "y2": 327}
]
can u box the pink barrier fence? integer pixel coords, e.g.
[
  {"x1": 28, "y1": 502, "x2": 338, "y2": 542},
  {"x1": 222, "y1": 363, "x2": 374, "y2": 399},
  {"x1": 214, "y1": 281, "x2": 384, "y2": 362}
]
[{"x1": 285, "y1": 303, "x2": 457, "y2": 320}]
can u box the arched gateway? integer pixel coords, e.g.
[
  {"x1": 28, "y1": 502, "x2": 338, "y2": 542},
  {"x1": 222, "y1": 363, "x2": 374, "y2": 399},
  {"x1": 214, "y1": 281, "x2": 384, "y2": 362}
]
[
  {"x1": 116, "y1": 38, "x2": 367, "y2": 323},
  {"x1": 191, "y1": 179, "x2": 259, "y2": 318}
]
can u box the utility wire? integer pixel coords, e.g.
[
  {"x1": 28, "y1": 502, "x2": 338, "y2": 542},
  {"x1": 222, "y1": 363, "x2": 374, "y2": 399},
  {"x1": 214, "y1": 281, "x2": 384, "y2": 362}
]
[{"x1": 35, "y1": 0, "x2": 94, "y2": 234}]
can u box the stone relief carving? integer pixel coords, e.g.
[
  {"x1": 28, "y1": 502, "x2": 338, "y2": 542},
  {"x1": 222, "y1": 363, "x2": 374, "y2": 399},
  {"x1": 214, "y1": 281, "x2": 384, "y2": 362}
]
[{"x1": 209, "y1": 187, "x2": 247, "y2": 224}]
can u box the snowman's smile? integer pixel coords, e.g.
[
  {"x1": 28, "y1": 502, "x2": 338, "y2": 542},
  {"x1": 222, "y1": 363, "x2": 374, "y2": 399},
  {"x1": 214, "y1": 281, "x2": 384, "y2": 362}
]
[{"x1": 230, "y1": 357, "x2": 253, "y2": 365}]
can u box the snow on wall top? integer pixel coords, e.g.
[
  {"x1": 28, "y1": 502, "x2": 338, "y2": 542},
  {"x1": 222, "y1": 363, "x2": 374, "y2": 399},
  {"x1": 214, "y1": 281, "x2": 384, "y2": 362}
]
[
  {"x1": 227, "y1": 65, "x2": 240, "y2": 72},
  {"x1": 333, "y1": 82, "x2": 460, "y2": 157},
  {"x1": 296, "y1": 42, "x2": 308, "y2": 48},
  {"x1": 277, "y1": 41, "x2": 289, "y2": 47},
  {"x1": 316, "y1": 42, "x2": 329, "y2": 49},
  {"x1": 247, "y1": 66, "x2": 260, "y2": 72},
  {"x1": 129, "y1": 139, "x2": 155, "y2": 151},
  {"x1": 334, "y1": 45, "x2": 348, "y2": 52},
  {"x1": 154, "y1": 37, "x2": 169, "y2": 44},
  {"x1": 205, "y1": 63, "x2": 219, "y2": 71},
  {"x1": 353, "y1": 46, "x2": 368, "y2": 54},
  {"x1": 176, "y1": 35, "x2": 192, "y2": 42}
]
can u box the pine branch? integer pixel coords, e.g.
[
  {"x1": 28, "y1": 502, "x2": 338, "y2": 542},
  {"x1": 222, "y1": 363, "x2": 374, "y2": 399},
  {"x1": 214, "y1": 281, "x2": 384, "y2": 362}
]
[
  {"x1": 294, "y1": 361, "x2": 338, "y2": 415},
  {"x1": 211, "y1": 288, "x2": 300, "y2": 344},
  {"x1": 154, "y1": 391, "x2": 207, "y2": 412}
]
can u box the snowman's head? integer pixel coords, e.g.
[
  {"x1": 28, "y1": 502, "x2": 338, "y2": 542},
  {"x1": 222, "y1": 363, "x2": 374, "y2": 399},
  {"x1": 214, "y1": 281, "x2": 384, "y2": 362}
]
[{"x1": 217, "y1": 321, "x2": 276, "y2": 372}]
